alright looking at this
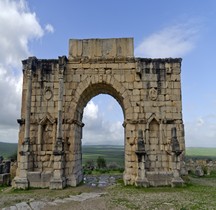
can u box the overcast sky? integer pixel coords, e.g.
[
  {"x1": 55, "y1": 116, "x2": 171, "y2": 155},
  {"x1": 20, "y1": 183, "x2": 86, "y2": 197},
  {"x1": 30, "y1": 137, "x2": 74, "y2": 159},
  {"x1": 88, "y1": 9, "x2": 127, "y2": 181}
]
[{"x1": 0, "y1": 0, "x2": 216, "y2": 147}]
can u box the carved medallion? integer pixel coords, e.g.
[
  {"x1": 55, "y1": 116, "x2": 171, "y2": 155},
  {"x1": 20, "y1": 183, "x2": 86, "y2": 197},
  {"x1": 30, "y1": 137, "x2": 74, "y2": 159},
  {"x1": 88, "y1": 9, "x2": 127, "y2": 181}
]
[
  {"x1": 44, "y1": 88, "x2": 53, "y2": 100},
  {"x1": 149, "y1": 88, "x2": 157, "y2": 101}
]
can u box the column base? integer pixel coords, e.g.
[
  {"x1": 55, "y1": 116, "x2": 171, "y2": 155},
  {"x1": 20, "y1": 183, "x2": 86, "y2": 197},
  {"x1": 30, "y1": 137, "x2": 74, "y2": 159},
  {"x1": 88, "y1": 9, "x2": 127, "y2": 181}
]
[
  {"x1": 50, "y1": 177, "x2": 66, "y2": 189},
  {"x1": 135, "y1": 177, "x2": 149, "y2": 187},
  {"x1": 123, "y1": 171, "x2": 134, "y2": 185},
  {"x1": 67, "y1": 173, "x2": 83, "y2": 187},
  {"x1": 171, "y1": 176, "x2": 184, "y2": 187},
  {"x1": 13, "y1": 177, "x2": 29, "y2": 189}
]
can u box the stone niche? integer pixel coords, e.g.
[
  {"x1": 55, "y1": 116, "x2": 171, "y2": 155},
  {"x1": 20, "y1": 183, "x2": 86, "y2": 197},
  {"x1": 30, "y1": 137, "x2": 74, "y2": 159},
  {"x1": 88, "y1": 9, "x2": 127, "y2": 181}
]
[{"x1": 13, "y1": 38, "x2": 185, "y2": 189}]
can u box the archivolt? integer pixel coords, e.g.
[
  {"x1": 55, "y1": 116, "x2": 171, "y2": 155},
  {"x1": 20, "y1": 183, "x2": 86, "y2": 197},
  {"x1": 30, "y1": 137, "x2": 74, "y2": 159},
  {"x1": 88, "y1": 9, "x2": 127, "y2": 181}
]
[{"x1": 72, "y1": 75, "x2": 132, "y2": 121}]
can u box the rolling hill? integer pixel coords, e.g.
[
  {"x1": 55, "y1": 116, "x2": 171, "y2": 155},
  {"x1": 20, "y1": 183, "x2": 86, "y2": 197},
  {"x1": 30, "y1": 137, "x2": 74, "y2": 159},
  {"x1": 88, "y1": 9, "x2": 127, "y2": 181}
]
[
  {"x1": 0, "y1": 142, "x2": 17, "y2": 159},
  {"x1": 0, "y1": 141, "x2": 216, "y2": 161}
]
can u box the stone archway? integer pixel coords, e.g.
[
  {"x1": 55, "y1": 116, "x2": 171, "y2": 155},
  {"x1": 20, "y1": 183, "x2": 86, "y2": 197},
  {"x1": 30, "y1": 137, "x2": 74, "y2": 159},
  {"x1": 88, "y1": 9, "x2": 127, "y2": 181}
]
[
  {"x1": 66, "y1": 80, "x2": 129, "y2": 186},
  {"x1": 14, "y1": 38, "x2": 185, "y2": 189}
]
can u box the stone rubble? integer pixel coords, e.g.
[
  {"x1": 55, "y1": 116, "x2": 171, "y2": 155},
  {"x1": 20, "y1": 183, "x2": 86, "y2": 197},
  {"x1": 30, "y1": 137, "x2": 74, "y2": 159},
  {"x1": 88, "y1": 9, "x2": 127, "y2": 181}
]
[
  {"x1": 0, "y1": 156, "x2": 11, "y2": 186},
  {"x1": 186, "y1": 159, "x2": 216, "y2": 175},
  {"x1": 84, "y1": 174, "x2": 122, "y2": 187}
]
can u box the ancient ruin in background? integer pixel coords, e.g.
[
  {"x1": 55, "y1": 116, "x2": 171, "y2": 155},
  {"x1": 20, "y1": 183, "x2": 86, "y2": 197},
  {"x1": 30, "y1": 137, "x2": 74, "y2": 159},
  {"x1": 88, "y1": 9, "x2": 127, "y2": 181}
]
[{"x1": 14, "y1": 38, "x2": 185, "y2": 189}]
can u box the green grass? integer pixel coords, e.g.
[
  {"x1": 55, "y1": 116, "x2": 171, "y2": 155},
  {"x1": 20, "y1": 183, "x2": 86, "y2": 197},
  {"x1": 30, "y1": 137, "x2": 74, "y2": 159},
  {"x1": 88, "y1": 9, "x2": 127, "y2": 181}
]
[
  {"x1": 0, "y1": 185, "x2": 8, "y2": 192},
  {"x1": 1, "y1": 176, "x2": 216, "y2": 209},
  {"x1": 108, "y1": 176, "x2": 216, "y2": 210}
]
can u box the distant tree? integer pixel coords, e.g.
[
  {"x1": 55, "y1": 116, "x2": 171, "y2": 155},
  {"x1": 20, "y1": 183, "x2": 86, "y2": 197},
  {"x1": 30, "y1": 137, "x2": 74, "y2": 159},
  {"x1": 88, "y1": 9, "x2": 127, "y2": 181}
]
[
  {"x1": 97, "y1": 156, "x2": 106, "y2": 169},
  {"x1": 8, "y1": 151, "x2": 17, "y2": 161},
  {"x1": 85, "y1": 159, "x2": 95, "y2": 170}
]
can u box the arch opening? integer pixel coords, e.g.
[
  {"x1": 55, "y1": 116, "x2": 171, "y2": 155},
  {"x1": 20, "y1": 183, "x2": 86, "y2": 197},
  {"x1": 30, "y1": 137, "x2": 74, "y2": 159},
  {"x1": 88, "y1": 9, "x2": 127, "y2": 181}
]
[
  {"x1": 75, "y1": 83, "x2": 126, "y2": 123},
  {"x1": 82, "y1": 94, "x2": 125, "y2": 176},
  {"x1": 71, "y1": 84, "x2": 125, "y2": 182},
  {"x1": 82, "y1": 94, "x2": 124, "y2": 145}
]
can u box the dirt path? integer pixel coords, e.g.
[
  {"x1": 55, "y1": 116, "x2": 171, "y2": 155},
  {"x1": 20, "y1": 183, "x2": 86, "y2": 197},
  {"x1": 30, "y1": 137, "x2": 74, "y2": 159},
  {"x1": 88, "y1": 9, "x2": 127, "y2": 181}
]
[{"x1": 1, "y1": 177, "x2": 216, "y2": 210}]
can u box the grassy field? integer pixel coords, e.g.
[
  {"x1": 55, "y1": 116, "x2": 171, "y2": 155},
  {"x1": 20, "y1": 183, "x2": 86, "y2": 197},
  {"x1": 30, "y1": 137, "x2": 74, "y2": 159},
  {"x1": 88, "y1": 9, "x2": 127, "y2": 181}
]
[
  {"x1": 1, "y1": 176, "x2": 216, "y2": 209},
  {"x1": 82, "y1": 145, "x2": 216, "y2": 166},
  {"x1": 1, "y1": 143, "x2": 216, "y2": 209},
  {"x1": 82, "y1": 145, "x2": 124, "y2": 167},
  {"x1": 1, "y1": 141, "x2": 216, "y2": 163},
  {"x1": 186, "y1": 147, "x2": 216, "y2": 157}
]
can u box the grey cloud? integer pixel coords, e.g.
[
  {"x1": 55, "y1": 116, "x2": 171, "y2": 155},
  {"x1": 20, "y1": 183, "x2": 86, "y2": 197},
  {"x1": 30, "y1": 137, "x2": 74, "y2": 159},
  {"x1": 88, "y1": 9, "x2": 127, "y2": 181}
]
[
  {"x1": 185, "y1": 117, "x2": 216, "y2": 147},
  {"x1": 0, "y1": 0, "x2": 44, "y2": 143},
  {"x1": 82, "y1": 114, "x2": 124, "y2": 145}
]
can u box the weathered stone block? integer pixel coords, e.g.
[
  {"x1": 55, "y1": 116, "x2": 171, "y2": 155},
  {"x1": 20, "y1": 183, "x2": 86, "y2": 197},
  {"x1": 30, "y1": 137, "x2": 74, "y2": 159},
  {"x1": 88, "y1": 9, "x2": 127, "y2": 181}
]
[
  {"x1": 69, "y1": 38, "x2": 134, "y2": 60},
  {"x1": 0, "y1": 173, "x2": 10, "y2": 185},
  {"x1": 41, "y1": 171, "x2": 52, "y2": 187},
  {"x1": 27, "y1": 172, "x2": 41, "y2": 183}
]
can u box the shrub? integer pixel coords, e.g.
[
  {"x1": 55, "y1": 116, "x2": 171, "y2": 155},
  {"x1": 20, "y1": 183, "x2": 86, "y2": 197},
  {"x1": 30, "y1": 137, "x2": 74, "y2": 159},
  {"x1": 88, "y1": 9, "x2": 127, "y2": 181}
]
[
  {"x1": 107, "y1": 162, "x2": 119, "y2": 170},
  {"x1": 8, "y1": 151, "x2": 17, "y2": 161},
  {"x1": 84, "y1": 169, "x2": 92, "y2": 175},
  {"x1": 98, "y1": 168, "x2": 108, "y2": 174},
  {"x1": 84, "y1": 159, "x2": 95, "y2": 170},
  {"x1": 118, "y1": 168, "x2": 124, "y2": 173},
  {"x1": 97, "y1": 156, "x2": 106, "y2": 169}
]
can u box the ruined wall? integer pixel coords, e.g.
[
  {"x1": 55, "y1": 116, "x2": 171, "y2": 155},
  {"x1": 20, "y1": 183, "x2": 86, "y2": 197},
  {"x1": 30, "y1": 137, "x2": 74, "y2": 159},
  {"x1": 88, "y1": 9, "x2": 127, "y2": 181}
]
[
  {"x1": 14, "y1": 38, "x2": 185, "y2": 189},
  {"x1": 0, "y1": 157, "x2": 11, "y2": 185}
]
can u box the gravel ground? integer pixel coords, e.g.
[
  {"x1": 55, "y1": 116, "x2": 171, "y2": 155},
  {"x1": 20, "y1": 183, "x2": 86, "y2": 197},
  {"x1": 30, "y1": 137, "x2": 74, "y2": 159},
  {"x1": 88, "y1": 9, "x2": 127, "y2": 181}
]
[{"x1": 1, "y1": 176, "x2": 216, "y2": 210}]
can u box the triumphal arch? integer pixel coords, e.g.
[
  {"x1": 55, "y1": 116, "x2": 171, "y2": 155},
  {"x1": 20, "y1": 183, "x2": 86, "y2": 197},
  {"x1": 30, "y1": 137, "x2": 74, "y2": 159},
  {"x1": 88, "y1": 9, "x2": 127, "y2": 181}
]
[{"x1": 14, "y1": 38, "x2": 185, "y2": 189}]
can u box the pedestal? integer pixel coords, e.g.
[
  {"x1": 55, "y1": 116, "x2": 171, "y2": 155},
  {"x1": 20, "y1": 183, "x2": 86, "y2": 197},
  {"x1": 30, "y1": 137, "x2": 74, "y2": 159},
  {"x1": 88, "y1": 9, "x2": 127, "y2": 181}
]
[
  {"x1": 171, "y1": 176, "x2": 184, "y2": 187},
  {"x1": 50, "y1": 177, "x2": 66, "y2": 189},
  {"x1": 13, "y1": 177, "x2": 29, "y2": 189},
  {"x1": 135, "y1": 177, "x2": 149, "y2": 187},
  {"x1": 50, "y1": 146, "x2": 66, "y2": 189},
  {"x1": 135, "y1": 150, "x2": 149, "y2": 187},
  {"x1": 67, "y1": 173, "x2": 83, "y2": 187}
]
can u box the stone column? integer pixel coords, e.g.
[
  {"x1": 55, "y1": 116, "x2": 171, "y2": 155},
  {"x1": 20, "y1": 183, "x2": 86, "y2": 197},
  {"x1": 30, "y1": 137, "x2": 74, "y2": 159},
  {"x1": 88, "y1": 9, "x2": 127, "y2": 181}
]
[
  {"x1": 50, "y1": 56, "x2": 67, "y2": 189},
  {"x1": 54, "y1": 65, "x2": 64, "y2": 152},
  {"x1": 13, "y1": 57, "x2": 35, "y2": 189},
  {"x1": 66, "y1": 120, "x2": 84, "y2": 187},
  {"x1": 24, "y1": 69, "x2": 32, "y2": 144},
  {"x1": 135, "y1": 129, "x2": 149, "y2": 187},
  {"x1": 170, "y1": 127, "x2": 184, "y2": 187}
]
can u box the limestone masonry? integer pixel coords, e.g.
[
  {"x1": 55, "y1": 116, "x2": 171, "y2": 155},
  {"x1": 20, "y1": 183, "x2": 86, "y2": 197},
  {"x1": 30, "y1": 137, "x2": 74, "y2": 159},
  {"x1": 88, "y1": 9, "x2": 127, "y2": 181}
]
[{"x1": 14, "y1": 38, "x2": 185, "y2": 189}]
